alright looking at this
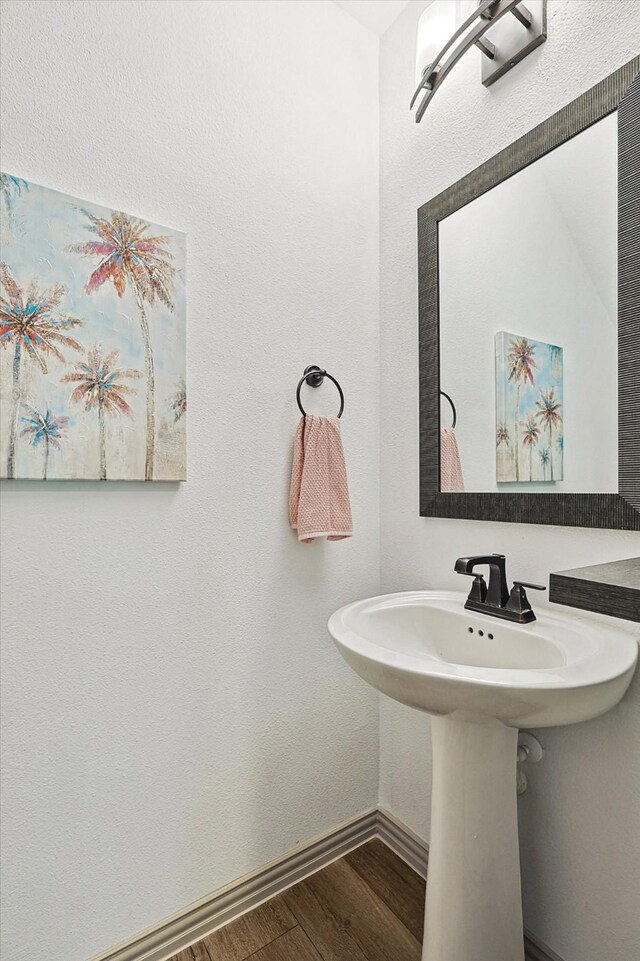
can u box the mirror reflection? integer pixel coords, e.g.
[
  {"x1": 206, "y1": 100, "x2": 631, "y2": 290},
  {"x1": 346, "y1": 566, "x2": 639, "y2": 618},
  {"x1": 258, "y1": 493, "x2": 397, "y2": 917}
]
[{"x1": 439, "y1": 113, "x2": 618, "y2": 493}]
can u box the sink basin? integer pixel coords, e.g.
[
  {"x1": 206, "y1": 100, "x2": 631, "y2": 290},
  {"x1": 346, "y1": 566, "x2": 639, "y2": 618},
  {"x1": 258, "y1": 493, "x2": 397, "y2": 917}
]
[
  {"x1": 328, "y1": 590, "x2": 638, "y2": 728},
  {"x1": 328, "y1": 590, "x2": 638, "y2": 961}
]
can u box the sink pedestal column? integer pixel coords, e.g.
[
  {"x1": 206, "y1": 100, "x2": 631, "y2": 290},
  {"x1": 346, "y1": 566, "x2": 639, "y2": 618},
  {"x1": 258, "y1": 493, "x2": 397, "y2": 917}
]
[{"x1": 422, "y1": 713, "x2": 524, "y2": 961}]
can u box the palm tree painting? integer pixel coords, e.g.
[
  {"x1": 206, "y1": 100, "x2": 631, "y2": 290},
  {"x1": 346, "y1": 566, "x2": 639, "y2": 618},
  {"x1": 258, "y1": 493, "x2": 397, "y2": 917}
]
[
  {"x1": 521, "y1": 414, "x2": 540, "y2": 482},
  {"x1": 61, "y1": 348, "x2": 142, "y2": 480},
  {"x1": 495, "y1": 422, "x2": 511, "y2": 481},
  {"x1": 496, "y1": 423, "x2": 510, "y2": 448},
  {"x1": 549, "y1": 344, "x2": 563, "y2": 376},
  {"x1": 171, "y1": 380, "x2": 187, "y2": 424},
  {"x1": 69, "y1": 210, "x2": 177, "y2": 481},
  {"x1": 0, "y1": 263, "x2": 83, "y2": 478},
  {"x1": 0, "y1": 173, "x2": 28, "y2": 218},
  {"x1": 536, "y1": 387, "x2": 563, "y2": 481},
  {"x1": 506, "y1": 336, "x2": 536, "y2": 481},
  {"x1": 539, "y1": 447, "x2": 551, "y2": 480},
  {"x1": 0, "y1": 175, "x2": 185, "y2": 480},
  {"x1": 495, "y1": 332, "x2": 563, "y2": 483},
  {"x1": 20, "y1": 405, "x2": 70, "y2": 480}
]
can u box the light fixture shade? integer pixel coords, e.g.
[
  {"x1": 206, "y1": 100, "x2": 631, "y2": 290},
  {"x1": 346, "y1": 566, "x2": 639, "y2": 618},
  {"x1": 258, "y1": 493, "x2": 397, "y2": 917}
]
[{"x1": 415, "y1": 0, "x2": 476, "y2": 85}]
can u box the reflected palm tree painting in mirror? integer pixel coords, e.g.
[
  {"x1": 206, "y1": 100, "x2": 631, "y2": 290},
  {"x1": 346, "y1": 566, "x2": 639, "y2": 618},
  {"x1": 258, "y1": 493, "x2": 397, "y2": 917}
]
[
  {"x1": 0, "y1": 174, "x2": 186, "y2": 481},
  {"x1": 495, "y1": 332, "x2": 563, "y2": 483}
]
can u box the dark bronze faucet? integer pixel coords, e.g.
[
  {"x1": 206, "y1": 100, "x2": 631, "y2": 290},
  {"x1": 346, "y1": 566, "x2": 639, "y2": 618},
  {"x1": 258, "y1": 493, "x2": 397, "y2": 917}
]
[{"x1": 454, "y1": 554, "x2": 546, "y2": 624}]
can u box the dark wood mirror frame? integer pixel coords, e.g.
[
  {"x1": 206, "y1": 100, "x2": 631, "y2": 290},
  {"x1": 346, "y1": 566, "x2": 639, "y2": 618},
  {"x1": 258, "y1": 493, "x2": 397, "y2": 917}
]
[{"x1": 418, "y1": 58, "x2": 640, "y2": 530}]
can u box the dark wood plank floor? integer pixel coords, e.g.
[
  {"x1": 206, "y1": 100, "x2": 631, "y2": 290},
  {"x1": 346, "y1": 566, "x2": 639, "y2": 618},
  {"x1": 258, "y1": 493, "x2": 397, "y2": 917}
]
[{"x1": 171, "y1": 840, "x2": 426, "y2": 961}]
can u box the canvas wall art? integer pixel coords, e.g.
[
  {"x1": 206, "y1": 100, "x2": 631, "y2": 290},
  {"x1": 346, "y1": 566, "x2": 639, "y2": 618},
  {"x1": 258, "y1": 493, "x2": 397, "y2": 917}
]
[
  {"x1": 495, "y1": 331, "x2": 563, "y2": 483},
  {"x1": 0, "y1": 173, "x2": 186, "y2": 481}
]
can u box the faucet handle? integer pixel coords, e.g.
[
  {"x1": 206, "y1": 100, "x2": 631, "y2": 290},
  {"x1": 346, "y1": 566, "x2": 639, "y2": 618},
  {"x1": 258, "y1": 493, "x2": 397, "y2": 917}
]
[
  {"x1": 459, "y1": 572, "x2": 487, "y2": 604},
  {"x1": 505, "y1": 580, "x2": 546, "y2": 622}
]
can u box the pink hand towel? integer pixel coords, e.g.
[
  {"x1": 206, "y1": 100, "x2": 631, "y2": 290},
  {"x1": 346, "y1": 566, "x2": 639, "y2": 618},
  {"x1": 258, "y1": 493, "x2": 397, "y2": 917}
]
[
  {"x1": 289, "y1": 414, "x2": 353, "y2": 543},
  {"x1": 440, "y1": 427, "x2": 465, "y2": 492}
]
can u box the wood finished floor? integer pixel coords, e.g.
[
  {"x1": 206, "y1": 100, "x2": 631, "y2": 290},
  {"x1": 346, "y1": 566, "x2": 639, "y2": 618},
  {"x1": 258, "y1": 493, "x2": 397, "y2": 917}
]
[{"x1": 170, "y1": 840, "x2": 426, "y2": 961}]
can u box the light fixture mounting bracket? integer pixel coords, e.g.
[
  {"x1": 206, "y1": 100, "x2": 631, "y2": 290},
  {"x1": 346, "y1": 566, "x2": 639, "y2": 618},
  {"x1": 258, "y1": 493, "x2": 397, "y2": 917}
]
[
  {"x1": 411, "y1": 0, "x2": 547, "y2": 122},
  {"x1": 481, "y1": 0, "x2": 546, "y2": 87}
]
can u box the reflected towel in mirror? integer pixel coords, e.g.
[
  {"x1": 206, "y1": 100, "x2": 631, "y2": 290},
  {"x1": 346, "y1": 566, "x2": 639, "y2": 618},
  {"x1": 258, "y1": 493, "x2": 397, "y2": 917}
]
[{"x1": 440, "y1": 427, "x2": 465, "y2": 492}]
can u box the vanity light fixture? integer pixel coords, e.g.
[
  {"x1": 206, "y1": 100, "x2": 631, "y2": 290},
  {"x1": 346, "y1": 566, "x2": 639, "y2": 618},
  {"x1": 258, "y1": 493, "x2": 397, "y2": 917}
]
[{"x1": 411, "y1": 0, "x2": 547, "y2": 122}]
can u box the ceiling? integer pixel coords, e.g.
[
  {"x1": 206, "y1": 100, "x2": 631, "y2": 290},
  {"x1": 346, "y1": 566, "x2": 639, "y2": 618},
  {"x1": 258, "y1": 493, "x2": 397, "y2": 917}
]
[{"x1": 332, "y1": 0, "x2": 412, "y2": 37}]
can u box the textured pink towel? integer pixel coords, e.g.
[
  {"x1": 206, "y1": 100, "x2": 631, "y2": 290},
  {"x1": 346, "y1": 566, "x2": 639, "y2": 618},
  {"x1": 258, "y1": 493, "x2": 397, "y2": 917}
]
[
  {"x1": 440, "y1": 427, "x2": 465, "y2": 492},
  {"x1": 289, "y1": 415, "x2": 353, "y2": 543}
]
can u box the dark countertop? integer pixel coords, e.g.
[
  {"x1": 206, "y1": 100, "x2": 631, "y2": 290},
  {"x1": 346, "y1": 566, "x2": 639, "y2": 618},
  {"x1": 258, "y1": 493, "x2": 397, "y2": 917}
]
[{"x1": 549, "y1": 557, "x2": 640, "y2": 622}]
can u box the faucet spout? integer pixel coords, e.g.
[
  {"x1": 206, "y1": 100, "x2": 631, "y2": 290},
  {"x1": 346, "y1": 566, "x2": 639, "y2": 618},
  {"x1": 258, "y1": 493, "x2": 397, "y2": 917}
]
[
  {"x1": 454, "y1": 554, "x2": 509, "y2": 608},
  {"x1": 454, "y1": 554, "x2": 545, "y2": 623}
]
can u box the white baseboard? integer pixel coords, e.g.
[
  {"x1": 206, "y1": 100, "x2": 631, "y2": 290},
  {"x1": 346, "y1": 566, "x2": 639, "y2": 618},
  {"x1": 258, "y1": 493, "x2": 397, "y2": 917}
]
[
  {"x1": 89, "y1": 807, "x2": 561, "y2": 961},
  {"x1": 376, "y1": 805, "x2": 429, "y2": 879},
  {"x1": 89, "y1": 809, "x2": 380, "y2": 961}
]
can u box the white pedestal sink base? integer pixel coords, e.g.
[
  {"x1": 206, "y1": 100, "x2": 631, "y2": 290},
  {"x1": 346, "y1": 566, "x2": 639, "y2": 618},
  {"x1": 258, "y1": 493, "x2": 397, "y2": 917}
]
[
  {"x1": 422, "y1": 714, "x2": 524, "y2": 961},
  {"x1": 329, "y1": 590, "x2": 638, "y2": 960}
]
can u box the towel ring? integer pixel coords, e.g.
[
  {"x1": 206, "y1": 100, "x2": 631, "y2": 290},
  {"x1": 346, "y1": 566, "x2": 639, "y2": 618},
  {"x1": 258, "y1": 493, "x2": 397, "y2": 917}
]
[
  {"x1": 296, "y1": 366, "x2": 345, "y2": 418},
  {"x1": 440, "y1": 390, "x2": 457, "y2": 429}
]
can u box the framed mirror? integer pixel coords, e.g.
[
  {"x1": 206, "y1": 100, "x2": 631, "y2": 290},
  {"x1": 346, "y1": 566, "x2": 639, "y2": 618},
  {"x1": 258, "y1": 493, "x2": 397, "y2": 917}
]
[{"x1": 418, "y1": 58, "x2": 640, "y2": 530}]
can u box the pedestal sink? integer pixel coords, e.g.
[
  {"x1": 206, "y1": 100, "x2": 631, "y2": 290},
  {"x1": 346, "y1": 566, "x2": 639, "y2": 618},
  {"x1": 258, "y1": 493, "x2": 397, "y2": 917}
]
[{"x1": 328, "y1": 591, "x2": 638, "y2": 961}]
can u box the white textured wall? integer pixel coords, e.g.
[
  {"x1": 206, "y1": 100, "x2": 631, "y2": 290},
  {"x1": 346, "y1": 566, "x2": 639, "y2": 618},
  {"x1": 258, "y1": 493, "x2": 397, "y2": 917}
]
[
  {"x1": 379, "y1": 3, "x2": 640, "y2": 960},
  {"x1": 0, "y1": 3, "x2": 380, "y2": 961}
]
